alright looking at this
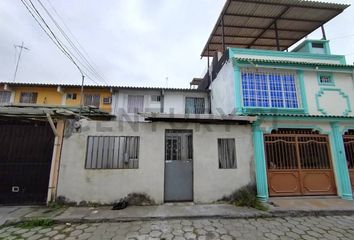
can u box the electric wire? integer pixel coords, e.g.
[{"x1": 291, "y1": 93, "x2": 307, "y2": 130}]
[
  {"x1": 37, "y1": 0, "x2": 108, "y2": 84},
  {"x1": 20, "y1": 0, "x2": 102, "y2": 85},
  {"x1": 27, "y1": 0, "x2": 100, "y2": 85}
]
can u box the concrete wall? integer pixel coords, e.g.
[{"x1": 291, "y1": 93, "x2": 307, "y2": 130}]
[
  {"x1": 112, "y1": 89, "x2": 162, "y2": 121},
  {"x1": 112, "y1": 89, "x2": 209, "y2": 119},
  {"x1": 163, "y1": 91, "x2": 209, "y2": 114},
  {"x1": 0, "y1": 85, "x2": 112, "y2": 112},
  {"x1": 209, "y1": 60, "x2": 236, "y2": 115},
  {"x1": 303, "y1": 71, "x2": 354, "y2": 116},
  {"x1": 57, "y1": 120, "x2": 254, "y2": 204}
]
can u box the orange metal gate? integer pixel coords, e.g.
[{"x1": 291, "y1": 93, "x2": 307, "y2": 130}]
[
  {"x1": 265, "y1": 129, "x2": 336, "y2": 196},
  {"x1": 343, "y1": 130, "x2": 354, "y2": 191}
]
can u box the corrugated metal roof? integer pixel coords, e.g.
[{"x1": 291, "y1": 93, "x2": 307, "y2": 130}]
[
  {"x1": 0, "y1": 104, "x2": 113, "y2": 119},
  {"x1": 253, "y1": 113, "x2": 354, "y2": 119},
  {"x1": 233, "y1": 57, "x2": 354, "y2": 68},
  {"x1": 201, "y1": 0, "x2": 350, "y2": 57},
  {"x1": 0, "y1": 82, "x2": 208, "y2": 92}
]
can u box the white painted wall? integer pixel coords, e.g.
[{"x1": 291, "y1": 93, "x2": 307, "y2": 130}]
[
  {"x1": 112, "y1": 89, "x2": 209, "y2": 120},
  {"x1": 57, "y1": 120, "x2": 254, "y2": 204},
  {"x1": 304, "y1": 71, "x2": 354, "y2": 116},
  {"x1": 209, "y1": 60, "x2": 236, "y2": 115},
  {"x1": 112, "y1": 89, "x2": 162, "y2": 121},
  {"x1": 163, "y1": 91, "x2": 209, "y2": 114},
  {"x1": 259, "y1": 120, "x2": 332, "y2": 134}
]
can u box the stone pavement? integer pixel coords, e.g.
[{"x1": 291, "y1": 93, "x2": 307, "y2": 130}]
[
  {"x1": 1, "y1": 198, "x2": 354, "y2": 226},
  {"x1": 1, "y1": 215, "x2": 354, "y2": 239}
]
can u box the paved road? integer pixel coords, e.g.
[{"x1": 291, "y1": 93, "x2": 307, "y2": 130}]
[{"x1": 1, "y1": 215, "x2": 354, "y2": 240}]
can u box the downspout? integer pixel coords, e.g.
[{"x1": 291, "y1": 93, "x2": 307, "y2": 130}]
[{"x1": 161, "y1": 89, "x2": 165, "y2": 113}]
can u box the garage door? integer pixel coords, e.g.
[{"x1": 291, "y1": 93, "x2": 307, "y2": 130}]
[
  {"x1": 265, "y1": 129, "x2": 336, "y2": 196},
  {"x1": 343, "y1": 130, "x2": 354, "y2": 191},
  {"x1": 0, "y1": 120, "x2": 54, "y2": 204}
]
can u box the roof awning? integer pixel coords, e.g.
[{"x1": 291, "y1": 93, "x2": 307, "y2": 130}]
[
  {"x1": 140, "y1": 113, "x2": 257, "y2": 124},
  {"x1": 0, "y1": 104, "x2": 113, "y2": 119},
  {"x1": 201, "y1": 0, "x2": 350, "y2": 57},
  {"x1": 233, "y1": 57, "x2": 354, "y2": 70}
]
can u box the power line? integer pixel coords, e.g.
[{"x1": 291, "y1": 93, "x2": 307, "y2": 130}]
[
  {"x1": 20, "y1": 0, "x2": 100, "y2": 119},
  {"x1": 21, "y1": 0, "x2": 83, "y2": 75},
  {"x1": 21, "y1": 0, "x2": 103, "y2": 85},
  {"x1": 36, "y1": 0, "x2": 108, "y2": 84},
  {"x1": 43, "y1": 0, "x2": 108, "y2": 83}
]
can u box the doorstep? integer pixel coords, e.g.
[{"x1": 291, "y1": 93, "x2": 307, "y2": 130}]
[{"x1": 266, "y1": 196, "x2": 354, "y2": 216}]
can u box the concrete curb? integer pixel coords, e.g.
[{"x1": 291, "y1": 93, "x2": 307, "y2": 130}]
[{"x1": 3, "y1": 209, "x2": 354, "y2": 226}]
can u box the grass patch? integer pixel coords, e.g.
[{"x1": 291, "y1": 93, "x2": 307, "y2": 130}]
[
  {"x1": 16, "y1": 219, "x2": 54, "y2": 228},
  {"x1": 47, "y1": 201, "x2": 65, "y2": 210},
  {"x1": 223, "y1": 184, "x2": 268, "y2": 211}
]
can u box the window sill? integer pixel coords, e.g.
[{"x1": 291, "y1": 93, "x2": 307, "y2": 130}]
[{"x1": 240, "y1": 107, "x2": 306, "y2": 115}]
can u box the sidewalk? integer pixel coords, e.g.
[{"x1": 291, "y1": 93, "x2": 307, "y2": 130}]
[{"x1": 1, "y1": 197, "x2": 354, "y2": 226}]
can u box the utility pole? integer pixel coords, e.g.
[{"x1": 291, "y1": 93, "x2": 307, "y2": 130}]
[{"x1": 13, "y1": 42, "x2": 30, "y2": 82}]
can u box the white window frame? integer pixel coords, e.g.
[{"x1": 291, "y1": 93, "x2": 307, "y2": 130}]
[{"x1": 240, "y1": 68, "x2": 301, "y2": 109}]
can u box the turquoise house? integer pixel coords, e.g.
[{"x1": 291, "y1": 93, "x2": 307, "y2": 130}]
[{"x1": 198, "y1": 0, "x2": 354, "y2": 201}]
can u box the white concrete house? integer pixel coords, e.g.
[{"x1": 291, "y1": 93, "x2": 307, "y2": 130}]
[
  {"x1": 111, "y1": 87, "x2": 210, "y2": 121},
  {"x1": 56, "y1": 0, "x2": 354, "y2": 205},
  {"x1": 57, "y1": 119, "x2": 256, "y2": 204}
]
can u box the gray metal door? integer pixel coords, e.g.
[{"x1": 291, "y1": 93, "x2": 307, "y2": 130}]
[{"x1": 164, "y1": 130, "x2": 193, "y2": 202}]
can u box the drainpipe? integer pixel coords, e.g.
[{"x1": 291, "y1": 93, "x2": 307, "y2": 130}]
[{"x1": 161, "y1": 89, "x2": 165, "y2": 113}]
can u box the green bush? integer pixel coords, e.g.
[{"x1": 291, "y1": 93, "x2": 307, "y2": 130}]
[{"x1": 223, "y1": 184, "x2": 268, "y2": 211}]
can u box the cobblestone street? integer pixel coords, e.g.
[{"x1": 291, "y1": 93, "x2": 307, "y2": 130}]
[{"x1": 1, "y1": 215, "x2": 354, "y2": 240}]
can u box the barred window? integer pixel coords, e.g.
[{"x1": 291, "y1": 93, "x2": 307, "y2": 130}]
[
  {"x1": 185, "y1": 97, "x2": 205, "y2": 114},
  {"x1": 165, "y1": 130, "x2": 193, "y2": 161},
  {"x1": 85, "y1": 136, "x2": 139, "y2": 169},
  {"x1": 0, "y1": 91, "x2": 11, "y2": 104},
  {"x1": 151, "y1": 95, "x2": 161, "y2": 102},
  {"x1": 218, "y1": 138, "x2": 237, "y2": 169},
  {"x1": 19, "y1": 92, "x2": 38, "y2": 104},
  {"x1": 241, "y1": 70, "x2": 299, "y2": 109}
]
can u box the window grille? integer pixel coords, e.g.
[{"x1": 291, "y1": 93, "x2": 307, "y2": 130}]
[
  {"x1": 151, "y1": 95, "x2": 161, "y2": 102},
  {"x1": 85, "y1": 136, "x2": 139, "y2": 169},
  {"x1": 218, "y1": 138, "x2": 237, "y2": 169},
  {"x1": 241, "y1": 69, "x2": 299, "y2": 109},
  {"x1": 165, "y1": 130, "x2": 193, "y2": 161},
  {"x1": 185, "y1": 97, "x2": 205, "y2": 114}
]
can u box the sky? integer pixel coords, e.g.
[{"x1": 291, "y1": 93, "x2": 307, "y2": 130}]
[{"x1": 0, "y1": 0, "x2": 353, "y2": 88}]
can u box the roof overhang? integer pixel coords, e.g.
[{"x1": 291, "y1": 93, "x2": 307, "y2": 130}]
[
  {"x1": 201, "y1": 0, "x2": 350, "y2": 57},
  {"x1": 233, "y1": 57, "x2": 354, "y2": 71},
  {"x1": 140, "y1": 113, "x2": 257, "y2": 124},
  {"x1": 0, "y1": 104, "x2": 113, "y2": 120}
]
